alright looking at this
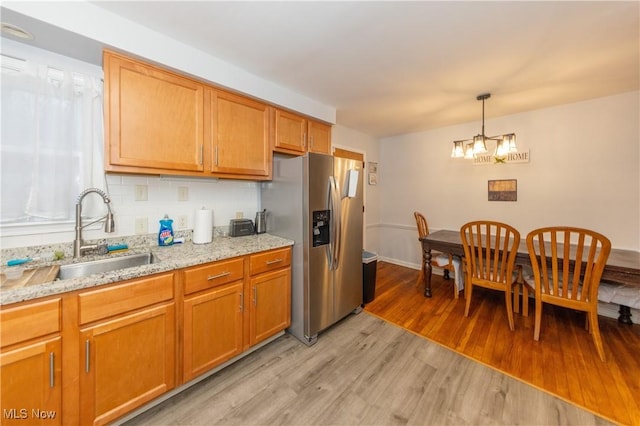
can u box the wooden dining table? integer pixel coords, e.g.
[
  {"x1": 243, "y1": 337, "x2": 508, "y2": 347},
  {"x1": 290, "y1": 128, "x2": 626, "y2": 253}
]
[{"x1": 420, "y1": 230, "x2": 640, "y2": 323}]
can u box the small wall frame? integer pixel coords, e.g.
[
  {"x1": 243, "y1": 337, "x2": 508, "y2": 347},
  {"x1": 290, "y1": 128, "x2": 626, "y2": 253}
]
[{"x1": 488, "y1": 179, "x2": 517, "y2": 201}]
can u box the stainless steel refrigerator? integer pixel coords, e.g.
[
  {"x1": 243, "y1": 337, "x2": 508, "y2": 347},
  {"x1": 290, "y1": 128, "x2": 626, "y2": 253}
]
[{"x1": 261, "y1": 152, "x2": 363, "y2": 345}]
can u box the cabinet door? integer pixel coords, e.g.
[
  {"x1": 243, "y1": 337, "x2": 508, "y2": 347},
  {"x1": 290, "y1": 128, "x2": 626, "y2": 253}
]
[
  {"x1": 183, "y1": 281, "x2": 244, "y2": 382},
  {"x1": 79, "y1": 303, "x2": 175, "y2": 426},
  {"x1": 210, "y1": 90, "x2": 271, "y2": 178},
  {"x1": 308, "y1": 120, "x2": 332, "y2": 154},
  {"x1": 274, "y1": 109, "x2": 307, "y2": 154},
  {"x1": 249, "y1": 268, "x2": 291, "y2": 346},
  {"x1": 104, "y1": 50, "x2": 204, "y2": 173},
  {"x1": 1, "y1": 337, "x2": 61, "y2": 425}
]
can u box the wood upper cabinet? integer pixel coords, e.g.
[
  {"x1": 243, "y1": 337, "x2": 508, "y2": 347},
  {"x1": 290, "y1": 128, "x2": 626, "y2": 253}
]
[
  {"x1": 208, "y1": 89, "x2": 272, "y2": 178},
  {"x1": 182, "y1": 259, "x2": 245, "y2": 382},
  {"x1": 77, "y1": 273, "x2": 175, "y2": 426},
  {"x1": 274, "y1": 109, "x2": 332, "y2": 155},
  {"x1": 308, "y1": 120, "x2": 332, "y2": 154},
  {"x1": 274, "y1": 109, "x2": 307, "y2": 154},
  {"x1": 104, "y1": 50, "x2": 205, "y2": 174},
  {"x1": 1, "y1": 299, "x2": 62, "y2": 425}
]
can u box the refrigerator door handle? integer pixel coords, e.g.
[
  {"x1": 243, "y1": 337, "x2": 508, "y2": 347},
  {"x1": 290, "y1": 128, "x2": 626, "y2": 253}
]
[
  {"x1": 329, "y1": 175, "x2": 342, "y2": 270},
  {"x1": 326, "y1": 176, "x2": 335, "y2": 269}
]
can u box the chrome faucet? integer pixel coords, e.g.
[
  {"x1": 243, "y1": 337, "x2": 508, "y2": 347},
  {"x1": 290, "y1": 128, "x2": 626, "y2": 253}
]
[{"x1": 74, "y1": 188, "x2": 115, "y2": 258}]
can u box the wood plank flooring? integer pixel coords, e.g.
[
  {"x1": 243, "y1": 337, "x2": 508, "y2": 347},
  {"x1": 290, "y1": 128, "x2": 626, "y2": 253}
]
[
  {"x1": 121, "y1": 264, "x2": 618, "y2": 425},
  {"x1": 365, "y1": 261, "x2": 640, "y2": 426}
]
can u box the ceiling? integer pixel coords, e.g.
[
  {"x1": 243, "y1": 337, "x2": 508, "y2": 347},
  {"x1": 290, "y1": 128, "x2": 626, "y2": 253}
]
[{"x1": 3, "y1": 1, "x2": 639, "y2": 138}]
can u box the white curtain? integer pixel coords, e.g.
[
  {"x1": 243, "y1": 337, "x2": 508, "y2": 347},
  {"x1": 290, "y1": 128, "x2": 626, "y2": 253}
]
[{"x1": 0, "y1": 56, "x2": 104, "y2": 224}]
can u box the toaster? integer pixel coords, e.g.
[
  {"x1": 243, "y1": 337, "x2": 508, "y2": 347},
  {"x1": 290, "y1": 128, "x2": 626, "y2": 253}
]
[{"x1": 229, "y1": 219, "x2": 255, "y2": 237}]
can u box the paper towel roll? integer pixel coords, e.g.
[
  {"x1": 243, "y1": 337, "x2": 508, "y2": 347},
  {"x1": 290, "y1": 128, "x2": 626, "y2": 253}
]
[{"x1": 193, "y1": 208, "x2": 213, "y2": 244}]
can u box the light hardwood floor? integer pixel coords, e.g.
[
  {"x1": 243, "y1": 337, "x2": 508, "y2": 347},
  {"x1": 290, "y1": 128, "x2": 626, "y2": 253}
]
[{"x1": 122, "y1": 279, "x2": 614, "y2": 425}]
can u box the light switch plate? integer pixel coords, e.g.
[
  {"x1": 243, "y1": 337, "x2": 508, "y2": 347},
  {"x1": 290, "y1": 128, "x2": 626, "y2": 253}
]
[
  {"x1": 135, "y1": 217, "x2": 148, "y2": 234},
  {"x1": 177, "y1": 215, "x2": 188, "y2": 229},
  {"x1": 177, "y1": 186, "x2": 189, "y2": 201},
  {"x1": 134, "y1": 185, "x2": 148, "y2": 201}
]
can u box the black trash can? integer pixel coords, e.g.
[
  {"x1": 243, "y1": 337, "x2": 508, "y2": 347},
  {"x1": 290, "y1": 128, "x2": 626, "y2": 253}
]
[{"x1": 362, "y1": 250, "x2": 378, "y2": 304}]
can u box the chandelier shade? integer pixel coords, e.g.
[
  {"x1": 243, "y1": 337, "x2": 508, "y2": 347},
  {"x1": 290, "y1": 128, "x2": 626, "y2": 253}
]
[{"x1": 451, "y1": 94, "x2": 517, "y2": 160}]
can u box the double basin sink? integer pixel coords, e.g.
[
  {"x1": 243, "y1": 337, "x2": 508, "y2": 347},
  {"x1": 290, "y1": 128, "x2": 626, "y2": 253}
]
[{"x1": 57, "y1": 252, "x2": 157, "y2": 280}]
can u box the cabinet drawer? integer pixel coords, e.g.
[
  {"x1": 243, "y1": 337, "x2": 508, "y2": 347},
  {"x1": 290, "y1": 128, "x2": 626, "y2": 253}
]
[
  {"x1": 1, "y1": 298, "x2": 61, "y2": 348},
  {"x1": 250, "y1": 248, "x2": 291, "y2": 276},
  {"x1": 78, "y1": 273, "x2": 174, "y2": 325},
  {"x1": 183, "y1": 258, "x2": 244, "y2": 295}
]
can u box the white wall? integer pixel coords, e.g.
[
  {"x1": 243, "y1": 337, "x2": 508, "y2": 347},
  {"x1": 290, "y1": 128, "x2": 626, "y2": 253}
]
[
  {"x1": 378, "y1": 91, "x2": 640, "y2": 269},
  {"x1": 331, "y1": 125, "x2": 381, "y2": 254}
]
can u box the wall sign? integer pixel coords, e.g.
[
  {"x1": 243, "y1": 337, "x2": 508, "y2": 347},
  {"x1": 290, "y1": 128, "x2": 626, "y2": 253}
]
[
  {"x1": 488, "y1": 179, "x2": 517, "y2": 201},
  {"x1": 474, "y1": 150, "x2": 530, "y2": 165}
]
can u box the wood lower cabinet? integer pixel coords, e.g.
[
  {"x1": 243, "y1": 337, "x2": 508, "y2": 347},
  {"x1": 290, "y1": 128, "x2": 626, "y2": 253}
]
[
  {"x1": 248, "y1": 248, "x2": 292, "y2": 345},
  {"x1": 249, "y1": 268, "x2": 291, "y2": 345},
  {"x1": 182, "y1": 258, "x2": 245, "y2": 382},
  {"x1": 0, "y1": 299, "x2": 62, "y2": 425},
  {"x1": 77, "y1": 273, "x2": 175, "y2": 426}
]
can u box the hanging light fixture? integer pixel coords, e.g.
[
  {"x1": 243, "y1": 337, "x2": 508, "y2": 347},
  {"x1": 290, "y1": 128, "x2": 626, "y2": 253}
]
[{"x1": 451, "y1": 93, "x2": 517, "y2": 159}]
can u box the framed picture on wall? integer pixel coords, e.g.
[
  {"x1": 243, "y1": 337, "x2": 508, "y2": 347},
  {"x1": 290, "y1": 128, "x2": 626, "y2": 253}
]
[
  {"x1": 368, "y1": 172, "x2": 377, "y2": 186},
  {"x1": 488, "y1": 179, "x2": 517, "y2": 201}
]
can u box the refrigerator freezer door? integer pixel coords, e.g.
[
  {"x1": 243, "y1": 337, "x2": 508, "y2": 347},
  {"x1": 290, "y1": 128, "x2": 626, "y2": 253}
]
[{"x1": 332, "y1": 156, "x2": 364, "y2": 321}]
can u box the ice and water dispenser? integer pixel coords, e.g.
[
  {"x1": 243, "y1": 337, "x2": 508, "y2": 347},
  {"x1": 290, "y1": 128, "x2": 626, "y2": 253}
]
[{"x1": 312, "y1": 210, "x2": 330, "y2": 247}]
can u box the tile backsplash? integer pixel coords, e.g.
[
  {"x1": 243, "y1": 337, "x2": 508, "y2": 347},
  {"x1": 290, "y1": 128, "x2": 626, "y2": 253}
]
[{"x1": 0, "y1": 174, "x2": 261, "y2": 250}]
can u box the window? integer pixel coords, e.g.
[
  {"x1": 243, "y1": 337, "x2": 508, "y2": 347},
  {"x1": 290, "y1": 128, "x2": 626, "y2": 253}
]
[{"x1": 0, "y1": 41, "x2": 105, "y2": 229}]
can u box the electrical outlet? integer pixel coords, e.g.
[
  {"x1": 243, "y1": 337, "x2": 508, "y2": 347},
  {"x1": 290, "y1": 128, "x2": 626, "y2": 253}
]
[
  {"x1": 235, "y1": 212, "x2": 243, "y2": 219},
  {"x1": 177, "y1": 215, "x2": 188, "y2": 229},
  {"x1": 135, "y1": 217, "x2": 148, "y2": 235},
  {"x1": 134, "y1": 185, "x2": 148, "y2": 201},
  {"x1": 177, "y1": 186, "x2": 189, "y2": 201}
]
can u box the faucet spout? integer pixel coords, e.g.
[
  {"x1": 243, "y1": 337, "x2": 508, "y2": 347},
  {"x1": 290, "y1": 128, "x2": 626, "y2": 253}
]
[{"x1": 74, "y1": 188, "x2": 116, "y2": 258}]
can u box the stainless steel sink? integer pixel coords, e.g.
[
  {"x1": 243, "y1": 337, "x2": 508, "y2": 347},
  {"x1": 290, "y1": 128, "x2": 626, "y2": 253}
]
[{"x1": 57, "y1": 252, "x2": 156, "y2": 280}]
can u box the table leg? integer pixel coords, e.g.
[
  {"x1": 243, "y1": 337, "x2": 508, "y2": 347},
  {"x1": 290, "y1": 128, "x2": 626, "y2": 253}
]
[
  {"x1": 424, "y1": 247, "x2": 433, "y2": 298},
  {"x1": 618, "y1": 305, "x2": 633, "y2": 324}
]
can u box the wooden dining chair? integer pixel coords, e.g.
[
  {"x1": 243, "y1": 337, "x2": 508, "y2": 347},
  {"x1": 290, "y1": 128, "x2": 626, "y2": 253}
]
[
  {"x1": 414, "y1": 212, "x2": 459, "y2": 298},
  {"x1": 526, "y1": 226, "x2": 611, "y2": 361},
  {"x1": 460, "y1": 220, "x2": 521, "y2": 330}
]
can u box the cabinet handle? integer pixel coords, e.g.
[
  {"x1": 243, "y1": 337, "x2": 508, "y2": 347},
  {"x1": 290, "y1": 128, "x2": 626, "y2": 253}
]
[
  {"x1": 266, "y1": 258, "x2": 283, "y2": 265},
  {"x1": 85, "y1": 340, "x2": 90, "y2": 373},
  {"x1": 49, "y1": 352, "x2": 55, "y2": 388},
  {"x1": 199, "y1": 144, "x2": 204, "y2": 165},
  {"x1": 207, "y1": 271, "x2": 230, "y2": 280},
  {"x1": 310, "y1": 135, "x2": 314, "y2": 148},
  {"x1": 239, "y1": 292, "x2": 244, "y2": 312},
  {"x1": 215, "y1": 146, "x2": 219, "y2": 166},
  {"x1": 253, "y1": 287, "x2": 257, "y2": 306},
  {"x1": 302, "y1": 133, "x2": 306, "y2": 148}
]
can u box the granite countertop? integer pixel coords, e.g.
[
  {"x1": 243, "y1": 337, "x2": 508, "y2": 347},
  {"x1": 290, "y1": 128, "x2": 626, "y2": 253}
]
[{"x1": 0, "y1": 233, "x2": 293, "y2": 306}]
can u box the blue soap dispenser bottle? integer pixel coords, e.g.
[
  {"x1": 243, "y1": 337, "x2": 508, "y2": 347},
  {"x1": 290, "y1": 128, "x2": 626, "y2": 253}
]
[{"x1": 158, "y1": 214, "x2": 174, "y2": 246}]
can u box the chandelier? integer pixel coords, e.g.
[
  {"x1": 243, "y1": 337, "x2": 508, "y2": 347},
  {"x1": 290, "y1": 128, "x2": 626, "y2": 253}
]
[{"x1": 451, "y1": 93, "x2": 517, "y2": 160}]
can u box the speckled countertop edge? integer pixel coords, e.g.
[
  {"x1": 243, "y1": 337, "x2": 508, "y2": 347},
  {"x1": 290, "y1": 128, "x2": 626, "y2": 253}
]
[{"x1": 0, "y1": 233, "x2": 293, "y2": 306}]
